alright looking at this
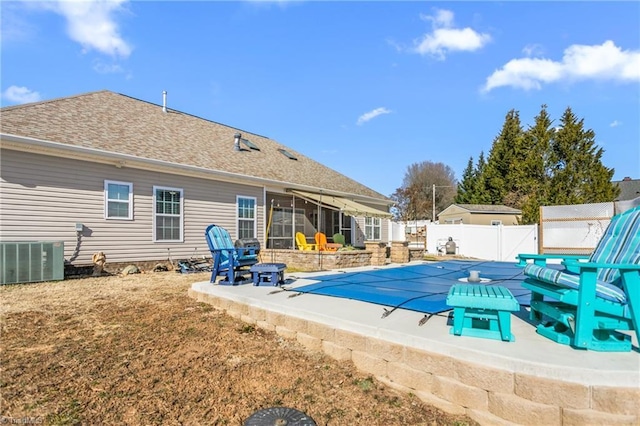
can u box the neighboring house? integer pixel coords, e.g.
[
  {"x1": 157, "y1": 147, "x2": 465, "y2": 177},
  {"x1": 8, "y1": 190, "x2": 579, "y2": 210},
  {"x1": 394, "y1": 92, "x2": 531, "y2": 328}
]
[
  {"x1": 1, "y1": 91, "x2": 392, "y2": 266},
  {"x1": 437, "y1": 204, "x2": 522, "y2": 225},
  {"x1": 614, "y1": 177, "x2": 640, "y2": 201}
]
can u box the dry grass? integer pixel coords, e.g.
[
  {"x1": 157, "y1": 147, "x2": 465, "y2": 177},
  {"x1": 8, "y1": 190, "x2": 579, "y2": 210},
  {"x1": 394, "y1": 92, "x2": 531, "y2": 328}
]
[{"x1": 1, "y1": 272, "x2": 477, "y2": 425}]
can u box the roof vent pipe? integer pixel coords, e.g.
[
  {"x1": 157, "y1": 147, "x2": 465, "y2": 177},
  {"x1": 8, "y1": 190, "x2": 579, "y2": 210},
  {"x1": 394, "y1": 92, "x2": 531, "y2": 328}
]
[
  {"x1": 162, "y1": 91, "x2": 167, "y2": 113},
  {"x1": 234, "y1": 132, "x2": 242, "y2": 151}
]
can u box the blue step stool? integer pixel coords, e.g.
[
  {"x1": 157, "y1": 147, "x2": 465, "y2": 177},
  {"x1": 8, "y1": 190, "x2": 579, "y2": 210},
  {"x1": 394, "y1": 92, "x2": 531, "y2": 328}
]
[
  {"x1": 250, "y1": 263, "x2": 286, "y2": 286},
  {"x1": 446, "y1": 284, "x2": 520, "y2": 342}
]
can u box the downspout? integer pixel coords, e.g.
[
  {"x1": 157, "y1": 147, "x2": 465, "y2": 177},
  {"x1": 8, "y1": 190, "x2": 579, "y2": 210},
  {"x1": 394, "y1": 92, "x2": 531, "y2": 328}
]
[{"x1": 292, "y1": 195, "x2": 296, "y2": 249}]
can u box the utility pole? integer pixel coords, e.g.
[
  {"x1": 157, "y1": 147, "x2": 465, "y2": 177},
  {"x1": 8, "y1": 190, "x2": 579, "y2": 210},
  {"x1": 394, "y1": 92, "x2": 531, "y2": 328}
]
[
  {"x1": 432, "y1": 184, "x2": 436, "y2": 223},
  {"x1": 432, "y1": 184, "x2": 454, "y2": 223}
]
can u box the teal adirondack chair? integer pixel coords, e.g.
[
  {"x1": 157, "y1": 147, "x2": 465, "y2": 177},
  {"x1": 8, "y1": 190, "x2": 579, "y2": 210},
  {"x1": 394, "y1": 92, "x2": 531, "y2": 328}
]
[
  {"x1": 517, "y1": 206, "x2": 640, "y2": 352},
  {"x1": 205, "y1": 224, "x2": 259, "y2": 285}
]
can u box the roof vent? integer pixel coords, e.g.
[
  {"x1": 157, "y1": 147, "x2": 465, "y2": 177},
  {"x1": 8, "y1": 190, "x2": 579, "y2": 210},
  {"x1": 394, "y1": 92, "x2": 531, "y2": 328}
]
[
  {"x1": 241, "y1": 138, "x2": 260, "y2": 151},
  {"x1": 278, "y1": 148, "x2": 297, "y2": 160},
  {"x1": 234, "y1": 132, "x2": 242, "y2": 151},
  {"x1": 162, "y1": 91, "x2": 167, "y2": 113}
]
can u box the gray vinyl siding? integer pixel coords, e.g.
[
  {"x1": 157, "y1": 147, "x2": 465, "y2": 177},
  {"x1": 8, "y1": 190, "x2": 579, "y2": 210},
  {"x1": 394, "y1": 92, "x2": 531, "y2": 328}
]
[
  {"x1": 1, "y1": 149, "x2": 264, "y2": 265},
  {"x1": 353, "y1": 216, "x2": 389, "y2": 247}
]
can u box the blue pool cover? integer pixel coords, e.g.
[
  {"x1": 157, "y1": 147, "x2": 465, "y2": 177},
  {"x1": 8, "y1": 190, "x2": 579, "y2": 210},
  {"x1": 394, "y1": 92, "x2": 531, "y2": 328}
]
[{"x1": 291, "y1": 260, "x2": 532, "y2": 315}]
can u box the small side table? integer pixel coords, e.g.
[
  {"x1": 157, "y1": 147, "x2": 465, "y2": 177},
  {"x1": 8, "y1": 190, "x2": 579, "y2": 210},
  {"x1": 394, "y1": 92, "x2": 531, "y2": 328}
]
[
  {"x1": 446, "y1": 284, "x2": 520, "y2": 342},
  {"x1": 249, "y1": 263, "x2": 286, "y2": 286}
]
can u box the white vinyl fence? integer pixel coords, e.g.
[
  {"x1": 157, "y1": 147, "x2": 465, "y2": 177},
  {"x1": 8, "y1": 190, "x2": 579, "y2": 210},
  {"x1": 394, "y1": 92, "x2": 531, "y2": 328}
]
[
  {"x1": 389, "y1": 221, "x2": 538, "y2": 262},
  {"x1": 540, "y1": 202, "x2": 613, "y2": 255},
  {"x1": 539, "y1": 198, "x2": 639, "y2": 255}
]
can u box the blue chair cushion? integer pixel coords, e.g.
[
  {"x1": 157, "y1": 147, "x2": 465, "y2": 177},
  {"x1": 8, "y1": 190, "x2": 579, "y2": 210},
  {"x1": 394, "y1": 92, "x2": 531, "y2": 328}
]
[{"x1": 524, "y1": 263, "x2": 627, "y2": 303}]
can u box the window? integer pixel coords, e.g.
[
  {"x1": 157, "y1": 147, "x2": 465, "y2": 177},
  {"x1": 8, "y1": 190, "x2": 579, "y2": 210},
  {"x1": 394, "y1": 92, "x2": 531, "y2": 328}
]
[
  {"x1": 491, "y1": 220, "x2": 503, "y2": 226},
  {"x1": 105, "y1": 180, "x2": 132, "y2": 220},
  {"x1": 237, "y1": 196, "x2": 256, "y2": 239},
  {"x1": 364, "y1": 217, "x2": 381, "y2": 241},
  {"x1": 153, "y1": 186, "x2": 183, "y2": 242}
]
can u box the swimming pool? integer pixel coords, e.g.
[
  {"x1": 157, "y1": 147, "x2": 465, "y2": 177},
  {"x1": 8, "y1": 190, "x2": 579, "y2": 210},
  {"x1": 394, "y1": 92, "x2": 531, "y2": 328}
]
[{"x1": 290, "y1": 260, "x2": 531, "y2": 315}]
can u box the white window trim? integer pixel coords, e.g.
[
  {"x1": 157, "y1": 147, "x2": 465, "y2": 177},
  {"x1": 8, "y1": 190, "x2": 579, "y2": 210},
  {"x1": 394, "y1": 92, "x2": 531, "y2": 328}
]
[
  {"x1": 104, "y1": 180, "x2": 133, "y2": 220},
  {"x1": 153, "y1": 185, "x2": 184, "y2": 242},
  {"x1": 365, "y1": 216, "x2": 382, "y2": 241},
  {"x1": 236, "y1": 195, "x2": 257, "y2": 239}
]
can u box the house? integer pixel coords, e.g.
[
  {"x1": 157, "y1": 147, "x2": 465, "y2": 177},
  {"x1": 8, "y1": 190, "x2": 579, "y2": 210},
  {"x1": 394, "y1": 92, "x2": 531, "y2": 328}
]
[
  {"x1": 437, "y1": 204, "x2": 522, "y2": 225},
  {"x1": 0, "y1": 91, "x2": 392, "y2": 268},
  {"x1": 614, "y1": 177, "x2": 640, "y2": 201}
]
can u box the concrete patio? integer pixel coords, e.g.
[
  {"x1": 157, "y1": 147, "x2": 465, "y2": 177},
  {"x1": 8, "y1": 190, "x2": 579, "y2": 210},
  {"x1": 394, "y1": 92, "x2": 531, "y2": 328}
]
[{"x1": 189, "y1": 262, "x2": 640, "y2": 426}]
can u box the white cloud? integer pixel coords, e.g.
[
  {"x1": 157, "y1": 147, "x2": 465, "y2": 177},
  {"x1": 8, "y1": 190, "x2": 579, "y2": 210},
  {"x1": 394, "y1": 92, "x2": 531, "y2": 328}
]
[
  {"x1": 3, "y1": 86, "x2": 41, "y2": 104},
  {"x1": 483, "y1": 40, "x2": 640, "y2": 92},
  {"x1": 412, "y1": 9, "x2": 491, "y2": 60},
  {"x1": 93, "y1": 60, "x2": 124, "y2": 74},
  {"x1": 45, "y1": 0, "x2": 133, "y2": 58},
  {"x1": 522, "y1": 43, "x2": 544, "y2": 57},
  {"x1": 610, "y1": 120, "x2": 622, "y2": 128},
  {"x1": 357, "y1": 107, "x2": 391, "y2": 126}
]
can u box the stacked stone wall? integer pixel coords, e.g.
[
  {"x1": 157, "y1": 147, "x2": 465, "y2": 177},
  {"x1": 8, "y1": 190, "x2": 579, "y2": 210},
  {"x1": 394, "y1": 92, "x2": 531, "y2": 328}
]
[
  {"x1": 189, "y1": 289, "x2": 640, "y2": 426},
  {"x1": 364, "y1": 242, "x2": 387, "y2": 266}
]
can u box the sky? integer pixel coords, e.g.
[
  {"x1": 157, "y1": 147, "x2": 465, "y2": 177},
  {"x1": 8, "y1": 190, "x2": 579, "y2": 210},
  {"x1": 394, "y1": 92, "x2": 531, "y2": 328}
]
[{"x1": 2, "y1": 1, "x2": 639, "y2": 197}]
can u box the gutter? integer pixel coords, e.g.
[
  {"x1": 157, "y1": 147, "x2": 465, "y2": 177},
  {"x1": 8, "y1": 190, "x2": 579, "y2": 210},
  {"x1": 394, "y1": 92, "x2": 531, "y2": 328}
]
[{"x1": 1, "y1": 133, "x2": 391, "y2": 206}]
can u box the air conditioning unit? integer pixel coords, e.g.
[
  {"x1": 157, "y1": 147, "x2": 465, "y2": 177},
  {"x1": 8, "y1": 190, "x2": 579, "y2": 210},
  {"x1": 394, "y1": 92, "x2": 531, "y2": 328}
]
[{"x1": 0, "y1": 241, "x2": 64, "y2": 285}]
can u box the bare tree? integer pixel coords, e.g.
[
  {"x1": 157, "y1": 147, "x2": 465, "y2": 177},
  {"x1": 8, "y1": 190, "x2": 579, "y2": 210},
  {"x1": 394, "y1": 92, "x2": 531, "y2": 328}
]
[{"x1": 391, "y1": 161, "x2": 457, "y2": 221}]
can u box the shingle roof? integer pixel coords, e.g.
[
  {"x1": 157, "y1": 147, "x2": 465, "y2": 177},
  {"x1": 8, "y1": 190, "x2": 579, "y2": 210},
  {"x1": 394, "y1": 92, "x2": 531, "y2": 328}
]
[
  {"x1": 0, "y1": 90, "x2": 388, "y2": 202},
  {"x1": 614, "y1": 178, "x2": 640, "y2": 201},
  {"x1": 453, "y1": 204, "x2": 522, "y2": 214}
]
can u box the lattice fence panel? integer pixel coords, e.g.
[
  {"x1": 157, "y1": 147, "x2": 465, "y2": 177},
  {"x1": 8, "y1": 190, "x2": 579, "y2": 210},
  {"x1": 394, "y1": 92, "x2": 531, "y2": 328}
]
[{"x1": 540, "y1": 202, "x2": 615, "y2": 254}]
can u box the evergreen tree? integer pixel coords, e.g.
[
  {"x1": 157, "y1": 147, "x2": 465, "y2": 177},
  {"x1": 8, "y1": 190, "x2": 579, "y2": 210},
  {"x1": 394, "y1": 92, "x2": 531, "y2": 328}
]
[
  {"x1": 480, "y1": 109, "x2": 524, "y2": 205},
  {"x1": 472, "y1": 152, "x2": 490, "y2": 203},
  {"x1": 548, "y1": 107, "x2": 619, "y2": 205},
  {"x1": 459, "y1": 105, "x2": 618, "y2": 224},
  {"x1": 456, "y1": 152, "x2": 489, "y2": 204},
  {"x1": 518, "y1": 105, "x2": 556, "y2": 224},
  {"x1": 455, "y1": 157, "x2": 476, "y2": 204}
]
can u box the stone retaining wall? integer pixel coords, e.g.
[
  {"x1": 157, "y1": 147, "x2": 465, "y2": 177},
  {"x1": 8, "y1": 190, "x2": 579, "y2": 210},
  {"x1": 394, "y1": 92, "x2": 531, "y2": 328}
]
[
  {"x1": 188, "y1": 289, "x2": 640, "y2": 426},
  {"x1": 78, "y1": 243, "x2": 423, "y2": 276},
  {"x1": 364, "y1": 242, "x2": 387, "y2": 266},
  {"x1": 390, "y1": 241, "x2": 409, "y2": 263},
  {"x1": 258, "y1": 249, "x2": 373, "y2": 271},
  {"x1": 409, "y1": 247, "x2": 425, "y2": 262}
]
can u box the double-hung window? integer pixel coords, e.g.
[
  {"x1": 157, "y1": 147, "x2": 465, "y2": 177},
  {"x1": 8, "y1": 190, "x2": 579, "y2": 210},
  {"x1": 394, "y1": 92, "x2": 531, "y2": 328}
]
[
  {"x1": 237, "y1": 196, "x2": 256, "y2": 239},
  {"x1": 104, "y1": 180, "x2": 133, "y2": 220},
  {"x1": 364, "y1": 217, "x2": 381, "y2": 241},
  {"x1": 154, "y1": 186, "x2": 183, "y2": 242}
]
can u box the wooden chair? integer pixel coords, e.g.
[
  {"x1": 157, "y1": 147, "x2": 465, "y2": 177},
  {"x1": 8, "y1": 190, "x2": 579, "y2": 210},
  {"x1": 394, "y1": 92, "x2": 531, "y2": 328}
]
[
  {"x1": 295, "y1": 232, "x2": 317, "y2": 251},
  {"x1": 517, "y1": 206, "x2": 640, "y2": 351},
  {"x1": 205, "y1": 224, "x2": 259, "y2": 285},
  {"x1": 315, "y1": 232, "x2": 341, "y2": 252}
]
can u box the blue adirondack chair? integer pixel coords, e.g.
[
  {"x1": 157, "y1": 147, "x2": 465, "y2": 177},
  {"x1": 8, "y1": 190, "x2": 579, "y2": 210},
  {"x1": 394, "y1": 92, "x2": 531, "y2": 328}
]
[
  {"x1": 517, "y1": 206, "x2": 640, "y2": 352},
  {"x1": 205, "y1": 224, "x2": 259, "y2": 285}
]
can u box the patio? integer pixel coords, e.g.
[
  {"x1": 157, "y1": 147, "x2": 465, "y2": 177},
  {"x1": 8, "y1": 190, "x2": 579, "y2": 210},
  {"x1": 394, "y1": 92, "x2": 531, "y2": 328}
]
[{"x1": 189, "y1": 261, "x2": 640, "y2": 426}]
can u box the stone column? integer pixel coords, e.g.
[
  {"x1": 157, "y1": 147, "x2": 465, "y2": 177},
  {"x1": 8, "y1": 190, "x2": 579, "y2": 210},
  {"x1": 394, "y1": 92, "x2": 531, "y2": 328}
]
[
  {"x1": 390, "y1": 241, "x2": 409, "y2": 263},
  {"x1": 364, "y1": 241, "x2": 386, "y2": 266}
]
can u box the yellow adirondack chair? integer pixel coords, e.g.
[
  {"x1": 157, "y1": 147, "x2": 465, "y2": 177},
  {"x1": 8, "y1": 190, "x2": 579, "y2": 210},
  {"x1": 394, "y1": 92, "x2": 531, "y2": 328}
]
[{"x1": 296, "y1": 232, "x2": 317, "y2": 251}]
